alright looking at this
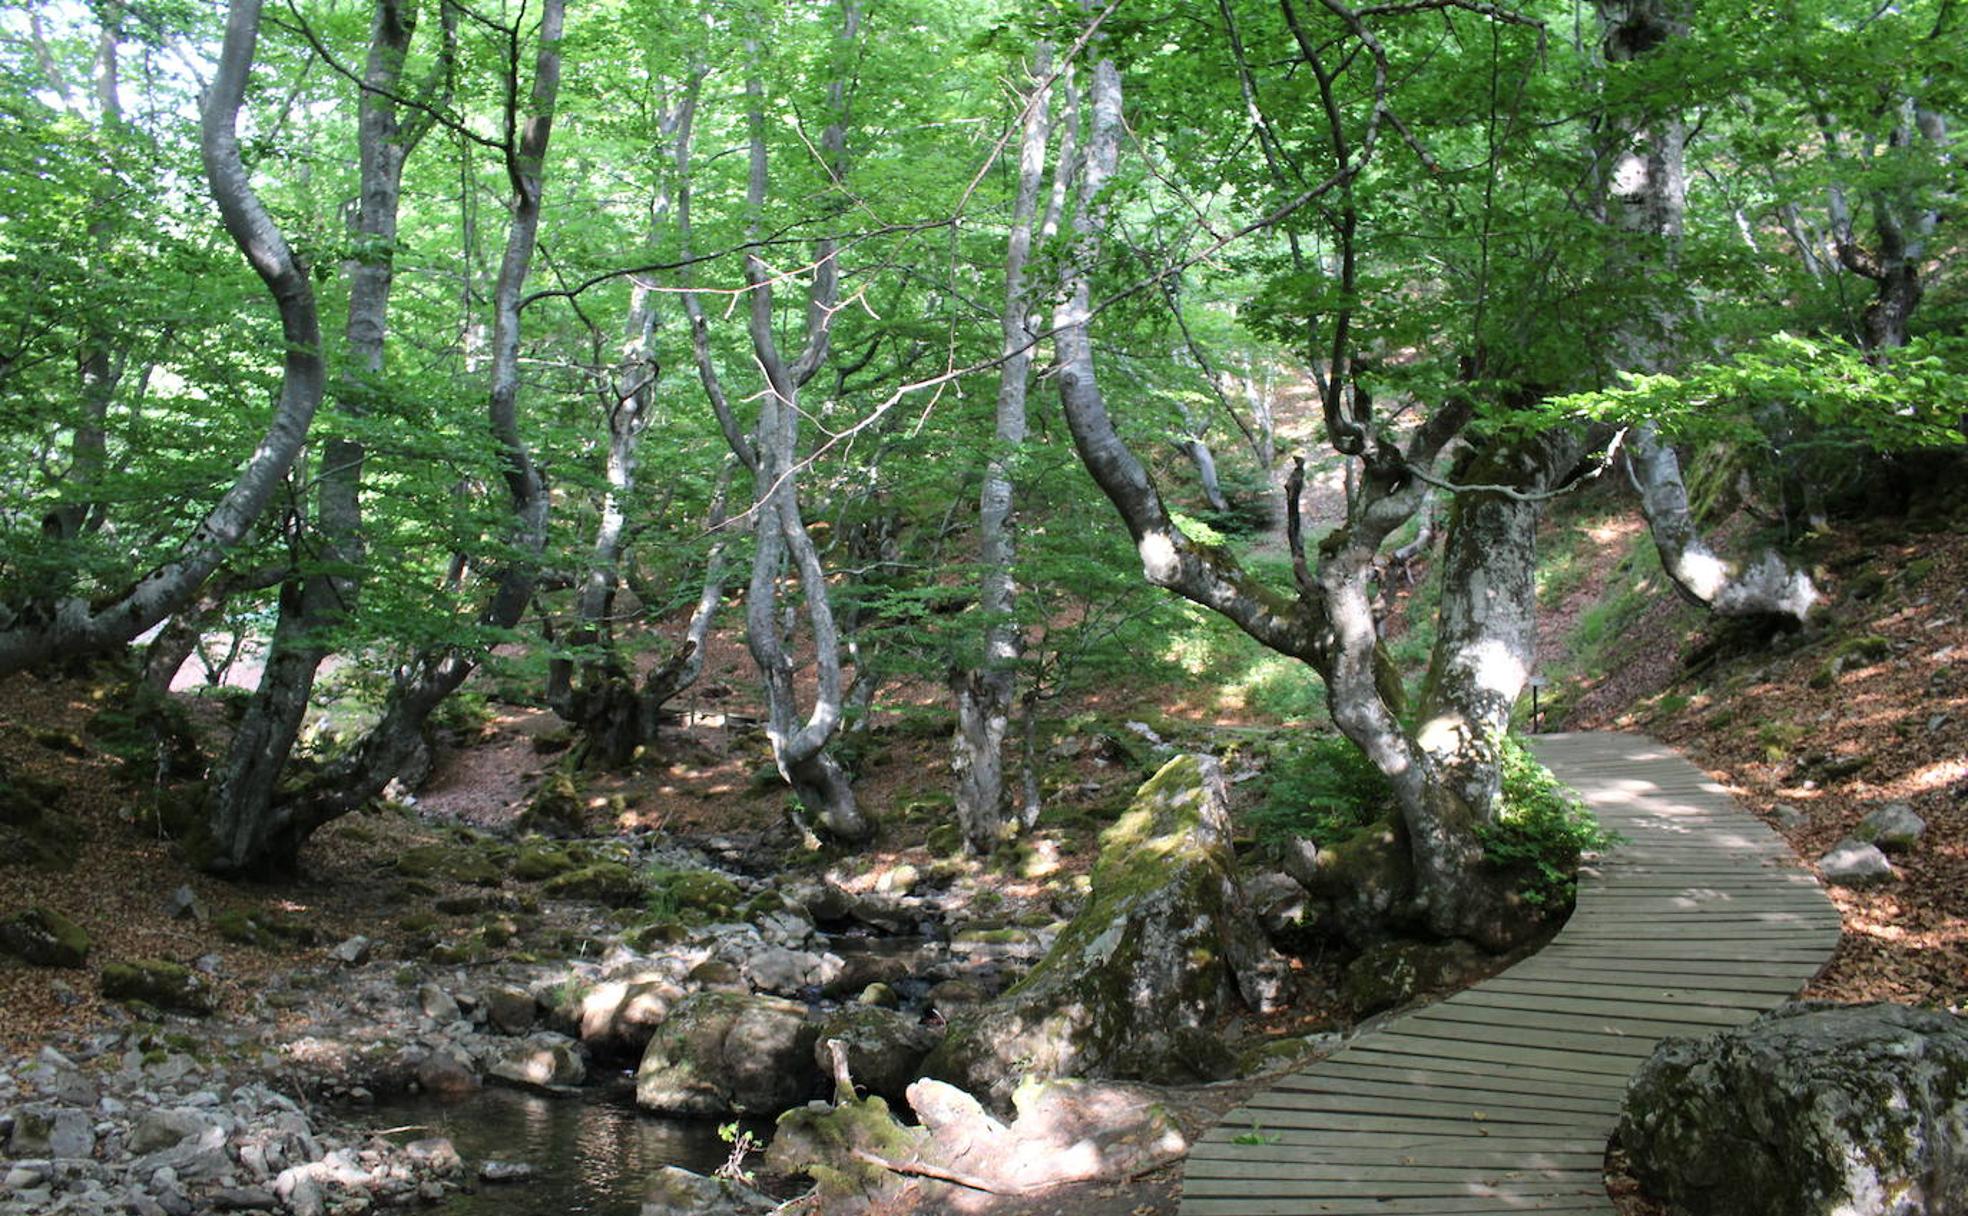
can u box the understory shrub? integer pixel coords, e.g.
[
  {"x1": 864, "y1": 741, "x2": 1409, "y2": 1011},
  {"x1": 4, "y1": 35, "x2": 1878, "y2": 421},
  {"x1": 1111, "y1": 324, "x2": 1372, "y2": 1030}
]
[
  {"x1": 1480, "y1": 734, "x2": 1614, "y2": 908},
  {"x1": 1253, "y1": 731, "x2": 1612, "y2": 911},
  {"x1": 1248, "y1": 733, "x2": 1396, "y2": 850}
]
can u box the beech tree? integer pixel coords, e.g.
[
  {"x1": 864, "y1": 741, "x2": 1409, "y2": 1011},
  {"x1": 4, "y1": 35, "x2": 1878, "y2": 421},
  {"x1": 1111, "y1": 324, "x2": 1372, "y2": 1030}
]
[
  {"x1": 949, "y1": 44, "x2": 1064, "y2": 853},
  {"x1": 681, "y1": 2, "x2": 872, "y2": 842},
  {"x1": 0, "y1": 0, "x2": 324, "y2": 676},
  {"x1": 210, "y1": 0, "x2": 453, "y2": 869},
  {"x1": 211, "y1": 0, "x2": 566, "y2": 871}
]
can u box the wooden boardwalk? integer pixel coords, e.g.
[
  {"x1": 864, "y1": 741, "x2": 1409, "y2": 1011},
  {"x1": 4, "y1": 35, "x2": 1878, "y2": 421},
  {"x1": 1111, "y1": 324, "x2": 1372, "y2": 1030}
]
[{"x1": 1179, "y1": 731, "x2": 1841, "y2": 1215}]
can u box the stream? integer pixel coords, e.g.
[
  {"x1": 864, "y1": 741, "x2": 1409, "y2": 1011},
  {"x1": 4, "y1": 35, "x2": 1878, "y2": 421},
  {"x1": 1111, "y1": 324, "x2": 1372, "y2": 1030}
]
[
  {"x1": 357, "y1": 1080, "x2": 775, "y2": 1214},
  {"x1": 349, "y1": 932, "x2": 1023, "y2": 1212}
]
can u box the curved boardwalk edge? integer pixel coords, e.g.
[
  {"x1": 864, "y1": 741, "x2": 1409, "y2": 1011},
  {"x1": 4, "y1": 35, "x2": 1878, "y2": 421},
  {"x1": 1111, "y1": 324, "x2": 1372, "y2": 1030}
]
[{"x1": 1178, "y1": 731, "x2": 1841, "y2": 1216}]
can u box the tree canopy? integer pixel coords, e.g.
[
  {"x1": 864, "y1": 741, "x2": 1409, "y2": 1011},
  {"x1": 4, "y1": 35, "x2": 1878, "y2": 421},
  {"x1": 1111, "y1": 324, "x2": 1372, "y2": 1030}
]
[{"x1": 0, "y1": 0, "x2": 1961, "y2": 931}]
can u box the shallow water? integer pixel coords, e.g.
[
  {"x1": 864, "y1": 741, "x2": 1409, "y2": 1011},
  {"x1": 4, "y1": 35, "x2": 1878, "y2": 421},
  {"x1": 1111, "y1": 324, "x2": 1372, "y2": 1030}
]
[{"x1": 359, "y1": 1081, "x2": 769, "y2": 1214}]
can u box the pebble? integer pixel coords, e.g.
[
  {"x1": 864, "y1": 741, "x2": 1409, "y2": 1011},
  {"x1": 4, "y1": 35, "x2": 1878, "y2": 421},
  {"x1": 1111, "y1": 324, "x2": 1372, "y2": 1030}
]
[{"x1": 479, "y1": 1160, "x2": 536, "y2": 1183}]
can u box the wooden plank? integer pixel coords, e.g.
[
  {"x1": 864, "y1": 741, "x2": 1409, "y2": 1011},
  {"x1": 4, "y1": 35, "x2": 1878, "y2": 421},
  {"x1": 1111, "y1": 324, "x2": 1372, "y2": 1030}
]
[
  {"x1": 1269, "y1": 1072, "x2": 1620, "y2": 1114},
  {"x1": 1183, "y1": 1160, "x2": 1598, "y2": 1184},
  {"x1": 1495, "y1": 968, "x2": 1815, "y2": 992},
  {"x1": 1181, "y1": 1176, "x2": 1607, "y2": 1199},
  {"x1": 1570, "y1": 903, "x2": 1833, "y2": 918},
  {"x1": 1343, "y1": 1035, "x2": 1644, "y2": 1077},
  {"x1": 1294, "y1": 1059, "x2": 1631, "y2": 1103},
  {"x1": 1555, "y1": 925, "x2": 1838, "y2": 941},
  {"x1": 1405, "y1": 1001, "x2": 1737, "y2": 1041},
  {"x1": 1479, "y1": 977, "x2": 1797, "y2": 1007},
  {"x1": 1189, "y1": 1131, "x2": 1607, "y2": 1156},
  {"x1": 1211, "y1": 1106, "x2": 1579, "y2": 1136},
  {"x1": 1185, "y1": 1140, "x2": 1609, "y2": 1166},
  {"x1": 1445, "y1": 989, "x2": 1766, "y2": 1028},
  {"x1": 1547, "y1": 935, "x2": 1838, "y2": 953},
  {"x1": 1326, "y1": 1045, "x2": 1634, "y2": 1088},
  {"x1": 1507, "y1": 956, "x2": 1822, "y2": 982},
  {"x1": 1379, "y1": 1021, "x2": 1662, "y2": 1062},
  {"x1": 1233, "y1": 1099, "x2": 1598, "y2": 1135}
]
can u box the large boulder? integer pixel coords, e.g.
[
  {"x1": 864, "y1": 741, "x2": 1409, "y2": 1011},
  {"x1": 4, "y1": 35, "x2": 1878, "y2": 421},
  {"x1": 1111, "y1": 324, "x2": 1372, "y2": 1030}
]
[
  {"x1": 1621, "y1": 1002, "x2": 1968, "y2": 1216},
  {"x1": 766, "y1": 1076, "x2": 1190, "y2": 1214},
  {"x1": 635, "y1": 991, "x2": 820, "y2": 1116},
  {"x1": 812, "y1": 1006, "x2": 942, "y2": 1104},
  {"x1": 575, "y1": 978, "x2": 680, "y2": 1057},
  {"x1": 923, "y1": 755, "x2": 1284, "y2": 1108}
]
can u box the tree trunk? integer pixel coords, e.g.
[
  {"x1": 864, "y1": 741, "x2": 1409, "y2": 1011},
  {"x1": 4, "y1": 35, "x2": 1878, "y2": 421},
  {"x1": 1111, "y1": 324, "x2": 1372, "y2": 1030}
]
[
  {"x1": 951, "y1": 42, "x2": 1055, "y2": 853},
  {"x1": 1399, "y1": 432, "x2": 1590, "y2": 944},
  {"x1": 548, "y1": 77, "x2": 700, "y2": 766},
  {"x1": 217, "y1": 0, "x2": 564, "y2": 872},
  {"x1": 1175, "y1": 403, "x2": 1233, "y2": 514},
  {"x1": 46, "y1": 10, "x2": 124, "y2": 543},
  {"x1": 1628, "y1": 427, "x2": 1818, "y2": 620},
  {"x1": 689, "y1": 5, "x2": 871, "y2": 843},
  {"x1": 209, "y1": 0, "x2": 443, "y2": 872},
  {"x1": 0, "y1": 0, "x2": 325, "y2": 675},
  {"x1": 1598, "y1": 0, "x2": 1818, "y2": 624}
]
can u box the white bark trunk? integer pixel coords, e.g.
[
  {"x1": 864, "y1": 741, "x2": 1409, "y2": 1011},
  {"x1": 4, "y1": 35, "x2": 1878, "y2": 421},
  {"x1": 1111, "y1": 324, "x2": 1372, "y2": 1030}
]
[
  {"x1": 0, "y1": 0, "x2": 324, "y2": 675},
  {"x1": 1599, "y1": 0, "x2": 1818, "y2": 624},
  {"x1": 210, "y1": 0, "x2": 441, "y2": 873},
  {"x1": 702, "y1": 4, "x2": 869, "y2": 842},
  {"x1": 952, "y1": 42, "x2": 1054, "y2": 852},
  {"x1": 276, "y1": 0, "x2": 564, "y2": 847}
]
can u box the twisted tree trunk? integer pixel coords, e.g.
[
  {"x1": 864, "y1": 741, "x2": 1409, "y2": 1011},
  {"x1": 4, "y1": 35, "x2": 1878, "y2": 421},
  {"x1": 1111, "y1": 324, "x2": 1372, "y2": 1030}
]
[
  {"x1": 1053, "y1": 54, "x2": 1558, "y2": 948},
  {"x1": 1599, "y1": 0, "x2": 1817, "y2": 625},
  {"x1": 210, "y1": 0, "x2": 448, "y2": 871},
  {"x1": 682, "y1": 7, "x2": 870, "y2": 842},
  {"x1": 0, "y1": 0, "x2": 324, "y2": 675},
  {"x1": 213, "y1": 0, "x2": 564, "y2": 871}
]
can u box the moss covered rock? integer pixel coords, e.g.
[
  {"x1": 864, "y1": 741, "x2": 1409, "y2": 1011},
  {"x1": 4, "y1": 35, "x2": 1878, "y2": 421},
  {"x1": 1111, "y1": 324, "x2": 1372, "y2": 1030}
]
[
  {"x1": 395, "y1": 843, "x2": 502, "y2": 887},
  {"x1": 811, "y1": 1005, "x2": 941, "y2": 1104},
  {"x1": 1622, "y1": 1002, "x2": 1968, "y2": 1216},
  {"x1": 0, "y1": 907, "x2": 90, "y2": 968},
  {"x1": 1339, "y1": 937, "x2": 1488, "y2": 1015},
  {"x1": 0, "y1": 773, "x2": 84, "y2": 871},
  {"x1": 516, "y1": 771, "x2": 586, "y2": 838},
  {"x1": 765, "y1": 1093, "x2": 930, "y2": 1210},
  {"x1": 542, "y1": 861, "x2": 643, "y2": 907},
  {"x1": 923, "y1": 754, "x2": 1282, "y2": 1109},
  {"x1": 657, "y1": 869, "x2": 743, "y2": 919},
  {"x1": 101, "y1": 958, "x2": 212, "y2": 1015},
  {"x1": 212, "y1": 908, "x2": 317, "y2": 949},
  {"x1": 512, "y1": 843, "x2": 577, "y2": 882},
  {"x1": 635, "y1": 991, "x2": 820, "y2": 1115}
]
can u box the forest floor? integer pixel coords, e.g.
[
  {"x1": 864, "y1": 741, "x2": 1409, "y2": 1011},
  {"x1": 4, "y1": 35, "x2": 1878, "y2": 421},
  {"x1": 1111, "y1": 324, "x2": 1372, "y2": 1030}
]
[{"x1": 2, "y1": 492, "x2": 1964, "y2": 1215}]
